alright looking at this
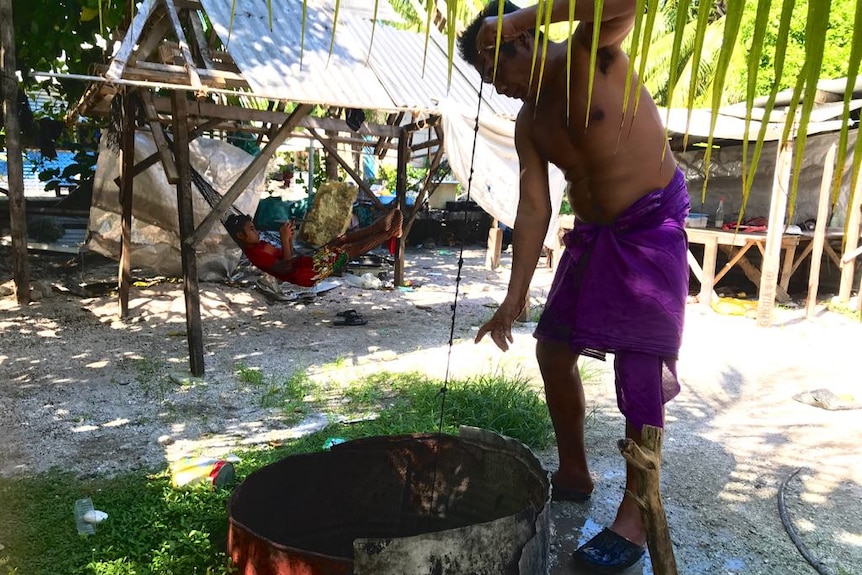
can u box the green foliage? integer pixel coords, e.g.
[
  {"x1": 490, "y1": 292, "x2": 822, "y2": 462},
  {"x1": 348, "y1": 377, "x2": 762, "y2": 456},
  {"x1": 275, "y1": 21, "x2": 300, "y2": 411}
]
[
  {"x1": 12, "y1": 0, "x2": 127, "y2": 103},
  {"x1": 37, "y1": 142, "x2": 99, "y2": 197},
  {"x1": 330, "y1": 370, "x2": 554, "y2": 449},
  {"x1": 0, "y1": 367, "x2": 607, "y2": 574}
]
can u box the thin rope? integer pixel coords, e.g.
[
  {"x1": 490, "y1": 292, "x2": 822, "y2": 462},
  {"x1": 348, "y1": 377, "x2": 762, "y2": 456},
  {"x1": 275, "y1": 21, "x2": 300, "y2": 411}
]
[{"x1": 435, "y1": 72, "x2": 487, "y2": 437}]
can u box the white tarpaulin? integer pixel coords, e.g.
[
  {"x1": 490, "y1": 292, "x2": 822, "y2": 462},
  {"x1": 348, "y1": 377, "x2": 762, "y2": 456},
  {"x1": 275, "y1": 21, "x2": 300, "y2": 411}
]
[
  {"x1": 440, "y1": 99, "x2": 567, "y2": 249},
  {"x1": 88, "y1": 132, "x2": 263, "y2": 280}
]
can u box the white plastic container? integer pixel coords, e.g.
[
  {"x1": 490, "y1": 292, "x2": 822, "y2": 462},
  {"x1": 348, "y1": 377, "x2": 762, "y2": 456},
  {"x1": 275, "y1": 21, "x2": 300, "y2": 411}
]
[{"x1": 686, "y1": 213, "x2": 709, "y2": 228}]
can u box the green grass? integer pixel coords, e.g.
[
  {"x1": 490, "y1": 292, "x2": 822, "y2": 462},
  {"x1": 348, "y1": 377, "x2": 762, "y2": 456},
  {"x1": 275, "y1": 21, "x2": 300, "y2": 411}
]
[{"x1": 0, "y1": 369, "x2": 555, "y2": 575}]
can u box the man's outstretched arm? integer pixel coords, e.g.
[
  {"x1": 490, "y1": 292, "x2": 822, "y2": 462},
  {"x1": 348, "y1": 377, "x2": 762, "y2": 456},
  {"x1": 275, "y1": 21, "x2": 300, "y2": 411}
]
[{"x1": 476, "y1": 0, "x2": 636, "y2": 50}]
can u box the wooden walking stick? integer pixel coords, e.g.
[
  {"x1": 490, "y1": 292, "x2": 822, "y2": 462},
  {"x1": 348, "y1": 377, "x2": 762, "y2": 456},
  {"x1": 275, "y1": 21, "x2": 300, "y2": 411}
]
[{"x1": 618, "y1": 425, "x2": 679, "y2": 575}]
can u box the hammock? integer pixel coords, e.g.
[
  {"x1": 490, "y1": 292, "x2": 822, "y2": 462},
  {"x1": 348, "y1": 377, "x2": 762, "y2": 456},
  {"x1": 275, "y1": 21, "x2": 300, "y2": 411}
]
[
  {"x1": 190, "y1": 169, "x2": 349, "y2": 286},
  {"x1": 190, "y1": 168, "x2": 282, "y2": 248}
]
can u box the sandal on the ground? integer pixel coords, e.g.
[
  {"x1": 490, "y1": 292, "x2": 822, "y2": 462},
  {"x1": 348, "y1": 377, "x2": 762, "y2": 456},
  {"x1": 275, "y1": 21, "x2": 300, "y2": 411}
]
[
  {"x1": 336, "y1": 309, "x2": 360, "y2": 318},
  {"x1": 572, "y1": 528, "x2": 645, "y2": 574},
  {"x1": 334, "y1": 314, "x2": 367, "y2": 327}
]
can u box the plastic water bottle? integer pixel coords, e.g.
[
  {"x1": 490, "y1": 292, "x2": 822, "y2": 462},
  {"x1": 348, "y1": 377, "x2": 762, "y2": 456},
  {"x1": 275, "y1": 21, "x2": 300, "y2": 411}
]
[
  {"x1": 170, "y1": 456, "x2": 237, "y2": 489},
  {"x1": 715, "y1": 197, "x2": 726, "y2": 229}
]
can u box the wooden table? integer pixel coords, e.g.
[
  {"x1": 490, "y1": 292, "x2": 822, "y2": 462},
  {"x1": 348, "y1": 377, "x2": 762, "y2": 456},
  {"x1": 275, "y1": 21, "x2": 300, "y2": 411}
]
[{"x1": 685, "y1": 228, "x2": 802, "y2": 306}]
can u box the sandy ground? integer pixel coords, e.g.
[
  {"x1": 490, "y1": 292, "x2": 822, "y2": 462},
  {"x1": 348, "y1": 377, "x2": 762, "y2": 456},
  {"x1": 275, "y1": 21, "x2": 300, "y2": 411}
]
[{"x1": 0, "y1": 245, "x2": 860, "y2": 575}]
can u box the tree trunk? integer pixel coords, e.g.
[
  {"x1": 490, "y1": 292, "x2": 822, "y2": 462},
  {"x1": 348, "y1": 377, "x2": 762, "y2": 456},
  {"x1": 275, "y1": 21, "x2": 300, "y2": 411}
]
[{"x1": 0, "y1": 0, "x2": 30, "y2": 305}]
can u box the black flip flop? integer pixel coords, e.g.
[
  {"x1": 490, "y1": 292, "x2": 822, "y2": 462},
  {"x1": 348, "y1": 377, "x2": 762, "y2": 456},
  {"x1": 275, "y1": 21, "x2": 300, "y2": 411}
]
[
  {"x1": 334, "y1": 314, "x2": 367, "y2": 326},
  {"x1": 336, "y1": 309, "x2": 360, "y2": 318},
  {"x1": 572, "y1": 528, "x2": 645, "y2": 574}
]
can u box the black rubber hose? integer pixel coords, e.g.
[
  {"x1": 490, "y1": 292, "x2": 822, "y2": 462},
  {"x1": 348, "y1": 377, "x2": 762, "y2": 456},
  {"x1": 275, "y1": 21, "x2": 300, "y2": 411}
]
[{"x1": 777, "y1": 467, "x2": 837, "y2": 575}]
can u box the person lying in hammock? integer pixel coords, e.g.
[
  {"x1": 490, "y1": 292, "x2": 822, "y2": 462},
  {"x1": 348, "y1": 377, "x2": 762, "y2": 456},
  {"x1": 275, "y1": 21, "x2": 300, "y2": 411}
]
[{"x1": 225, "y1": 209, "x2": 403, "y2": 287}]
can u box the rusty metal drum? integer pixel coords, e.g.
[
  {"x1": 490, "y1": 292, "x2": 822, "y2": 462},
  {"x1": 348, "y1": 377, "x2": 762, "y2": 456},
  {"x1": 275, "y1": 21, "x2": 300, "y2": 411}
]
[{"x1": 228, "y1": 426, "x2": 551, "y2": 575}]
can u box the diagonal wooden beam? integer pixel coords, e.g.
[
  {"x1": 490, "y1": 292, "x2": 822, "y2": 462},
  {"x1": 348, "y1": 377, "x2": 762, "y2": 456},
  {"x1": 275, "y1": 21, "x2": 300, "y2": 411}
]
[
  {"x1": 112, "y1": 118, "x2": 221, "y2": 187},
  {"x1": 186, "y1": 103, "x2": 313, "y2": 247},
  {"x1": 139, "y1": 90, "x2": 179, "y2": 183},
  {"x1": 106, "y1": 0, "x2": 159, "y2": 80},
  {"x1": 308, "y1": 127, "x2": 384, "y2": 208},
  {"x1": 131, "y1": 12, "x2": 172, "y2": 67},
  {"x1": 162, "y1": 0, "x2": 203, "y2": 91},
  {"x1": 184, "y1": 5, "x2": 214, "y2": 70}
]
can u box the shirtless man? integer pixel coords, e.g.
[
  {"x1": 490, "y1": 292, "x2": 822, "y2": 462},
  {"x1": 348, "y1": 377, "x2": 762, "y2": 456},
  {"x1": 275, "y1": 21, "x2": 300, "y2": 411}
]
[{"x1": 460, "y1": 1, "x2": 690, "y2": 572}]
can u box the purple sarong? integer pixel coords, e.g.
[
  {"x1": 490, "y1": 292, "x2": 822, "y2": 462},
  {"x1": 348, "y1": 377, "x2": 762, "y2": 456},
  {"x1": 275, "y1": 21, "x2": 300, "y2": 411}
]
[{"x1": 534, "y1": 168, "x2": 690, "y2": 428}]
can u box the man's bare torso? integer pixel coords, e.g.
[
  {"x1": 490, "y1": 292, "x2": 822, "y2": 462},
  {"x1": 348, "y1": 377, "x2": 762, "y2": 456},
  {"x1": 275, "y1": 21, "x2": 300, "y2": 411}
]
[{"x1": 521, "y1": 36, "x2": 677, "y2": 224}]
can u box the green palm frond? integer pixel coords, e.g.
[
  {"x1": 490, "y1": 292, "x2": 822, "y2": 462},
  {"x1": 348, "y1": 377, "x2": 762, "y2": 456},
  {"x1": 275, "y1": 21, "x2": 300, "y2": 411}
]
[
  {"x1": 327, "y1": 0, "x2": 342, "y2": 63},
  {"x1": 528, "y1": 1, "x2": 547, "y2": 101},
  {"x1": 700, "y1": 0, "x2": 745, "y2": 200},
  {"x1": 422, "y1": 0, "x2": 433, "y2": 75},
  {"x1": 787, "y1": 0, "x2": 833, "y2": 223},
  {"x1": 831, "y1": 6, "x2": 862, "y2": 206},
  {"x1": 741, "y1": 0, "x2": 796, "y2": 219},
  {"x1": 535, "y1": 0, "x2": 555, "y2": 107},
  {"x1": 585, "y1": 0, "x2": 604, "y2": 128},
  {"x1": 663, "y1": 0, "x2": 692, "y2": 125},
  {"x1": 621, "y1": 0, "x2": 647, "y2": 124},
  {"x1": 632, "y1": 0, "x2": 659, "y2": 116},
  {"x1": 667, "y1": 21, "x2": 725, "y2": 109},
  {"x1": 741, "y1": 0, "x2": 773, "y2": 200},
  {"x1": 365, "y1": 0, "x2": 380, "y2": 64},
  {"x1": 566, "y1": 0, "x2": 578, "y2": 125},
  {"x1": 300, "y1": 0, "x2": 308, "y2": 68},
  {"x1": 682, "y1": 0, "x2": 714, "y2": 148}
]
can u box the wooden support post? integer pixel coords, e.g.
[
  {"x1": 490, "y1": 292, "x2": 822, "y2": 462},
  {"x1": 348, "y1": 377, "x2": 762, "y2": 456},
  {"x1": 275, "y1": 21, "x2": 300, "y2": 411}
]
[
  {"x1": 171, "y1": 91, "x2": 205, "y2": 376},
  {"x1": 837, "y1": 174, "x2": 862, "y2": 303},
  {"x1": 486, "y1": 218, "x2": 502, "y2": 270},
  {"x1": 806, "y1": 144, "x2": 836, "y2": 317},
  {"x1": 1, "y1": 0, "x2": 30, "y2": 305},
  {"x1": 618, "y1": 425, "x2": 678, "y2": 575},
  {"x1": 118, "y1": 89, "x2": 137, "y2": 318},
  {"x1": 394, "y1": 127, "x2": 410, "y2": 287},
  {"x1": 757, "y1": 139, "x2": 792, "y2": 327},
  {"x1": 699, "y1": 235, "x2": 718, "y2": 307}
]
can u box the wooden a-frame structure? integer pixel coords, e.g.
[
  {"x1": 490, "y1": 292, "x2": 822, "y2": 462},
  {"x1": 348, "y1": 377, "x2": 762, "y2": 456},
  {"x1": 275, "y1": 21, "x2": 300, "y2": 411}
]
[{"x1": 72, "y1": 0, "x2": 520, "y2": 375}]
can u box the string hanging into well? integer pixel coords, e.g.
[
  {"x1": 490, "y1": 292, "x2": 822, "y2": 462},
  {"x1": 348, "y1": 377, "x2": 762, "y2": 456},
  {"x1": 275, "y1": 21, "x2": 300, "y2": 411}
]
[{"x1": 435, "y1": 69, "x2": 488, "y2": 436}]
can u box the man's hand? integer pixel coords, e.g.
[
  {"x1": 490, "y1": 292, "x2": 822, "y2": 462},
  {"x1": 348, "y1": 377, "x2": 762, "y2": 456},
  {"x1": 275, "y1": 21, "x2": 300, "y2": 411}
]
[
  {"x1": 474, "y1": 304, "x2": 520, "y2": 352},
  {"x1": 475, "y1": 13, "x2": 521, "y2": 54}
]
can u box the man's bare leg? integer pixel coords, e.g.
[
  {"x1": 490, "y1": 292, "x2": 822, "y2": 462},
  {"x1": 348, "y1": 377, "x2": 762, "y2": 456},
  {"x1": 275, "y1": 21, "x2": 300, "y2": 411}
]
[
  {"x1": 610, "y1": 421, "x2": 649, "y2": 546},
  {"x1": 536, "y1": 340, "x2": 594, "y2": 496}
]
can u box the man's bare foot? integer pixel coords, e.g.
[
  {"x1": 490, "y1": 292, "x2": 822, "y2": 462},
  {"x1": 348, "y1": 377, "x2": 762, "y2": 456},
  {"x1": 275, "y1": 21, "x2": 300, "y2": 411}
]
[
  {"x1": 551, "y1": 470, "x2": 594, "y2": 501},
  {"x1": 387, "y1": 208, "x2": 403, "y2": 238},
  {"x1": 610, "y1": 494, "x2": 647, "y2": 546}
]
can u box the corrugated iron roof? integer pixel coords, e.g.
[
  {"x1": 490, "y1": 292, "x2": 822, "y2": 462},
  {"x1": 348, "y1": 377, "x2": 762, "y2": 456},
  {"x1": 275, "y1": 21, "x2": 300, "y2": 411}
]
[{"x1": 199, "y1": 0, "x2": 521, "y2": 118}]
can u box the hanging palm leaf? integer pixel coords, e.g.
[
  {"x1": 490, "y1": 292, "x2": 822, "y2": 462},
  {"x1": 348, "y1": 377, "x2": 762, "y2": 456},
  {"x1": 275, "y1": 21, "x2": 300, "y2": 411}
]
[
  {"x1": 662, "y1": 0, "x2": 692, "y2": 126},
  {"x1": 785, "y1": 0, "x2": 833, "y2": 224},
  {"x1": 831, "y1": 4, "x2": 862, "y2": 208},
  {"x1": 699, "y1": 0, "x2": 745, "y2": 200},
  {"x1": 740, "y1": 0, "x2": 773, "y2": 207},
  {"x1": 740, "y1": 0, "x2": 796, "y2": 222},
  {"x1": 682, "y1": 0, "x2": 713, "y2": 149},
  {"x1": 584, "y1": 0, "x2": 604, "y2": 128},
  {"x1": 565, "y1": 0, "x2": 578, "y2": 124},
  {"x1": 621, "y1": 0, "x2": 647, "y2": 126}
]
